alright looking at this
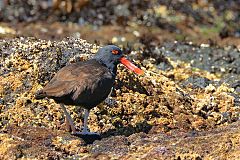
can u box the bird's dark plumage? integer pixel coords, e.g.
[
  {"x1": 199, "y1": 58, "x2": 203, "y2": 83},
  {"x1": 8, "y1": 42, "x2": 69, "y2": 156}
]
[{"x1": 36, "y1": 59, "x2": 115, "y2": 109}]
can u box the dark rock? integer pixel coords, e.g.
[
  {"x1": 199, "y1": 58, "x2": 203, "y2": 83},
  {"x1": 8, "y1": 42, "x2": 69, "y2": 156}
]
[{"x1": 181, "y1": 75, "x2": 212, "y2": 89}]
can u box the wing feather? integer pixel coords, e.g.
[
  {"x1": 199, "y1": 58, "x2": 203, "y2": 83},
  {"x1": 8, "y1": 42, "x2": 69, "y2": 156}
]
[{"x1": 42, "y1": 60, "x2": 109, "y2": 98}]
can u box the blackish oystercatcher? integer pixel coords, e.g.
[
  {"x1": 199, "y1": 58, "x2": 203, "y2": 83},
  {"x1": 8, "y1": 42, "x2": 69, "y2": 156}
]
[{"x1": 35, "y1": 45, "x2": 144, "y2": 135}]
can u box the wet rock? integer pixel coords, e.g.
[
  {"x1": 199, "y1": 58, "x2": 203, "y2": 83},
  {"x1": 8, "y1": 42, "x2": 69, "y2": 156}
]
[
  {"x1": 181, "y1": 75, "x2": 212, "y2": 89},
  {"x1": 160, "y1": 42, "x2": 240, "y2": 75}
]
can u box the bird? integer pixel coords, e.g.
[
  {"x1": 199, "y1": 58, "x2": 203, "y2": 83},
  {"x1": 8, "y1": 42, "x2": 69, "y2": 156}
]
[{"x1": 35, "y1": 45, "x2": 144, "y2": 135}]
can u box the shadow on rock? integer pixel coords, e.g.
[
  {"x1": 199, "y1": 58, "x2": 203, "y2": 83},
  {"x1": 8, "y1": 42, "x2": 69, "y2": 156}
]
[
  {"x1": 100, "y1": 120, "x2": 152, "y2": 138},
  {"x1": 73, "y1": 134, "x2": 102, "y2": 144}
]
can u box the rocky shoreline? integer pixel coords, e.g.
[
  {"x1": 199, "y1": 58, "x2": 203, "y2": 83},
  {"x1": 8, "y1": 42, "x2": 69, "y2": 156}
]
[{"x1": 0, "y1": 37, "x2": 239, "y2": 159}]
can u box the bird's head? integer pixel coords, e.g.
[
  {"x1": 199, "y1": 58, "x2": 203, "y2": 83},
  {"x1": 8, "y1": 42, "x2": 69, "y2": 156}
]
[{"x1": 94, "y1": 45, "x2": 144, "y2": 75}]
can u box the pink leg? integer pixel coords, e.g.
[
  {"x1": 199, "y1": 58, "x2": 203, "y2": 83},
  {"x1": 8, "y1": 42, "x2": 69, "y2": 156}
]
[{"x1": 59, "y1": 104, "x2": 76, "y2": 134}]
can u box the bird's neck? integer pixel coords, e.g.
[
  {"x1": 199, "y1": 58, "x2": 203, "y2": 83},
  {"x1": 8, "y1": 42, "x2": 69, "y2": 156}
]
[{"x1": 95, "y1": 58, "x2": 117, "y2": 76}]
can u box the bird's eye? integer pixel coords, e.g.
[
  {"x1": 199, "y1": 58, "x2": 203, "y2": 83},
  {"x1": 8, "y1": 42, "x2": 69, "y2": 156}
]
[{"x1": 112, "y1": 50, "x2": 119, "y2": 55}]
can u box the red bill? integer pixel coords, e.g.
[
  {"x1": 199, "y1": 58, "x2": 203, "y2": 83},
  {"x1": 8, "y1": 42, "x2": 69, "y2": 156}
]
[{"x1": 120, "y1": 57, "x2": 144, "y2": 75}]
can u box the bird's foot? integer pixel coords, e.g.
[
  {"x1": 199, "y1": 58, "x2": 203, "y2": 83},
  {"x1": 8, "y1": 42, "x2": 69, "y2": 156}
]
[
  {"x1": 73, "y1": 131, "x2": 100, "y2": 136},
  {"x1": 73, "y1": 126, "x2": 99, "y2": 136}
]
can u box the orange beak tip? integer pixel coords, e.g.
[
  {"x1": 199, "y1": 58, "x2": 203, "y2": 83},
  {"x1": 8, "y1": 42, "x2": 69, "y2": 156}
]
[{"x1": 135, "y1": 68, "x2": 144, "y2": 75}]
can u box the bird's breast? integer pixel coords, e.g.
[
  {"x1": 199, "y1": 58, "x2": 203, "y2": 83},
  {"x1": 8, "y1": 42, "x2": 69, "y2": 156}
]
[{"x1": 72, "y1": 71, "x2": 115, "y2": 108}]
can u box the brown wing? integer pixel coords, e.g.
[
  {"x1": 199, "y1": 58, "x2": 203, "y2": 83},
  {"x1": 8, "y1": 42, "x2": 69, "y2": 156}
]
[{"x1": 42, "y1": 60, "x2": 110, "y2": 98}]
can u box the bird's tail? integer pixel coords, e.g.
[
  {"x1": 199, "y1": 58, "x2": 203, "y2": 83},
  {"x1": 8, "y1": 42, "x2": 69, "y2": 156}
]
[{"x1": 35, "y1": 90, "x2": 47, "y2": 99}]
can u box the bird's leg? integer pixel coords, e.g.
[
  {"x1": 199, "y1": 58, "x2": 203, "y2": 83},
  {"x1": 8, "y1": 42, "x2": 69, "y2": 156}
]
[
  {"x1": 74, "y1": 108, "x2": 99, "y2": 135},
  {"x1": 82, "y1": 109, "x2": 90, "y2": 133},
  {"x1": 59, "y1": 103, "x2": 76, "y2": 134},
  {"x1": 65, "y1": 116, "x2": 71, "y2": 132}
]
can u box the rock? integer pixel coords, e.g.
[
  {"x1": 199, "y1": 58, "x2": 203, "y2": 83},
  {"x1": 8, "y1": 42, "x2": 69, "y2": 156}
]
[{"x1": 0, "y1": 37, "x2": 239, "y2": 159}]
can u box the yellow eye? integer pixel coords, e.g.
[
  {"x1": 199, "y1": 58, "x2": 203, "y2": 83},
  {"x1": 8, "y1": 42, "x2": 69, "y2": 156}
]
[{"x1": 112, "y1": 50, "x2": 119, "y2": 55}]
